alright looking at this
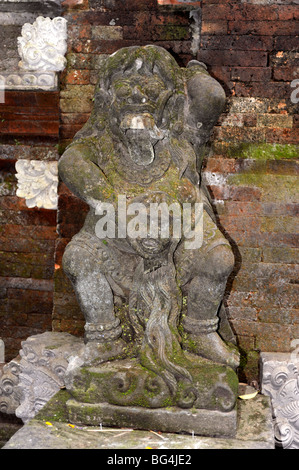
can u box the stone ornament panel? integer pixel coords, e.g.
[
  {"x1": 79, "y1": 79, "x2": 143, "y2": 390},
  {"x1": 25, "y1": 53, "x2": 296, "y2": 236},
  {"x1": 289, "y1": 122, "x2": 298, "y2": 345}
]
[
  {"x1": 260, "y1": 351, "x2": 299, "y2": 449},
  {"x1": 15, "y1": 159, "x2": 59, "y2": 210},
  {"x1": 17, "y1": 16, "x2": 67, "y2": 72},
  {"x1": 0, "y1": 71, "x2": 57, "y2": 90},
  {"x1": 0, "y1": 332, "x2": 84, "y2": 423}
]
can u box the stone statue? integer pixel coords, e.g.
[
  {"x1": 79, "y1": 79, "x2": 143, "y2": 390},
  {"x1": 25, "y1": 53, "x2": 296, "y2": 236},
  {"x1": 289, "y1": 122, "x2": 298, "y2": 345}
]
[{"x1": 59, "y1": 45, "x2": 240, "y2": 434}]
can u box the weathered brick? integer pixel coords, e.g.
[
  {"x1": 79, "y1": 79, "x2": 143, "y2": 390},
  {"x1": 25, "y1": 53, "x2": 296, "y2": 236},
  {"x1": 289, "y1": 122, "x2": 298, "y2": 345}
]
[
  {"x1": 234, "y1": 82, "x2": 292, "y2": 100},
  {"x1": 265, "y1": 128, "x2": 299, "y2": 144},
  {"x1": 123, "y1": 24, "x2": 190, "y2": 41},
  {"x1": 274, "y1": 35, "x2": 299, "y2": 51},
  {"x1": 197, "y1": 50, "x2": 268, "y2": 67},
  {"x1": 89, "y1": 0, "x2": 157, "y2": 10},
  {"x1": 202, "y1": 4, "x2": 279, "y2": 21},
  {"x1": 201, "y1": 34, "x2": 273, "y2": 51},
  {"x1": 228, "y1": 20, "x2": 299, "y2": 36},
  {"x1": 230, "y1": 67, "x2": 272, "y2": 82},
  {"x1": 92, "y1": 25, "x2": 123, "y2": 40},
  {"x1": 262, "y1": 246, "x2": 299, "y2": 264},
  {"x1": 273, "y1": 66, "x2": 299, "y2": 81},
  {"x1": 201, "y1": 21, "x2": 228, "y2": 35},
  {"x1": 257, "y1": 113, "x2": 294, "y2": 128}
]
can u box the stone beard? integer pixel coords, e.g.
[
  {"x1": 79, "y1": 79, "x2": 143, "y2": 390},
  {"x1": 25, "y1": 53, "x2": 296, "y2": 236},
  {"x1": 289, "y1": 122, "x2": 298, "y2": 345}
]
[{"x1": 58, "y1": 45, "x2": 241, "y2": 433}]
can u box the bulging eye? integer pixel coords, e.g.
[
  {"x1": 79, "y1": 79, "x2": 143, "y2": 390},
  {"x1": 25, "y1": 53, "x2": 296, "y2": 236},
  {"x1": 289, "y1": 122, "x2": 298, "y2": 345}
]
[
  {"x1": 144, "y1": 85, "x2": 160, "y2": 100},
  {"x1": 113, "y1": 83, "x2": 131, "y2": 98}
]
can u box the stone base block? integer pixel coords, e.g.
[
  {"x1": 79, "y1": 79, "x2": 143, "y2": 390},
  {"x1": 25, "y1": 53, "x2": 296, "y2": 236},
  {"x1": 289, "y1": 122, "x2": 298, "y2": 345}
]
[
  {"x1": 66, "y1": 400, "x2": 237, "y2": 438},
  {"x1": 2, "y1": 387, "x2": 275, "y2": 449}
]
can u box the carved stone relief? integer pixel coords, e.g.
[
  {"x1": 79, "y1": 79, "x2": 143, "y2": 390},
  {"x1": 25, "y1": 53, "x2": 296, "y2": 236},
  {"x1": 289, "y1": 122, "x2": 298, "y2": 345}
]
[
  {"x1": 260, "y1": 351, "x2": 299, "y2": 449},
  {"x1": 15, "y1": 159, "x2": 59, "y2": 209},
  {"x1": 0, "y1": 332, "x2": 84, "y2": 423},
  {"x1": 17, "y1": 16, "x2": 67, "y2": 72},
  {"x1": 0, "y1": 71, "x2": 57, "y2": 90}
]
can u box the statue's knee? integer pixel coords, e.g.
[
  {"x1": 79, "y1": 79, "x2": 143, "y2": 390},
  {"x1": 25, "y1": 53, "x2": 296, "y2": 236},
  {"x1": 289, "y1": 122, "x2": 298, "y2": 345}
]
[
  {"x1": 207, "y1": 244, "x2": 234, "y2": 280},
  {"x1": 62, "y1": 244, "x2": 84, "y2": 279}
]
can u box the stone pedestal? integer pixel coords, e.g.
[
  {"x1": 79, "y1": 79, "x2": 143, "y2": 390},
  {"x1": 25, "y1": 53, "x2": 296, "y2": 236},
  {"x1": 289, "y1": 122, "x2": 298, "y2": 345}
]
[
  {"x1": 2, "y1": 386, "x2": 275, "y2": 449},
  {"x1": 65, "y1": 355, "x2": 239, "y2": 438}
]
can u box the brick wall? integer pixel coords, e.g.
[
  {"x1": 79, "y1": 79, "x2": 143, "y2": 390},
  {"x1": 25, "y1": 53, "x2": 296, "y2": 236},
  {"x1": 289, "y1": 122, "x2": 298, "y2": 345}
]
[
  {"x1": 0, "y1": 1, "x2": 62, "y2": 361},
  {"x1": 0, "y1": 0, "x2": 298, "y2": 381}
]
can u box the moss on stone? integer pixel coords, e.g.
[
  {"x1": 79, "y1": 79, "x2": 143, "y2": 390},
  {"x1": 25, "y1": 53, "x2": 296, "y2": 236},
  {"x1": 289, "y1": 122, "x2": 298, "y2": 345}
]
[
  {"x1": 227, "y1": 173, "x2": 298, "y2": 203},
  {"x1": 226, "y1": 143, "x2": 298, "y2": 160},
  {"x1": 34, "y1": 390, "x2": 72, "y2": 423}
]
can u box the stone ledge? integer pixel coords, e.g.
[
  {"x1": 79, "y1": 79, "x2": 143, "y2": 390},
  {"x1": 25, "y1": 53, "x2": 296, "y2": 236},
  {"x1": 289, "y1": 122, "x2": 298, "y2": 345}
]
[
  {"x1": 0, "y1": 71, "x2": 58, "y2": 91},
  {"x1": 66, "y1": 401, "x2": 237, "y2": 438},
  {"x1": 2, "y1": 387, "x2": 275, "y2": 449}
]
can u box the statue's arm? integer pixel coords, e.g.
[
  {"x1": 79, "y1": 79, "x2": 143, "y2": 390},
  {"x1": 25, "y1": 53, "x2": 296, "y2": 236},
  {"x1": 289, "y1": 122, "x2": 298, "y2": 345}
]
[
  {"x1": 58, "y1": 142, "x2": 111, "y2": 209},
  {"x1": 184, "y1": 61, "x2": 226, "y2": 141}
]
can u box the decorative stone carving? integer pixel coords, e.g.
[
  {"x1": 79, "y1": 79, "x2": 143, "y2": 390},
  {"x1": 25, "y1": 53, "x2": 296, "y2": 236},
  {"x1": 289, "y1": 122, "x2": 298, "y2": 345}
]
[
  {"x1": 260, "y1": 351, "x2": 299, "y2": 449},
  {"x1": 0, "y1": 71, "x2": 58, "y2": 90},
  {"x1": 17, "y1": 16, "x2": 67, "y2": 72},
  {"x1": 0, "y1": 357, "x2": 21, "y2": 415},
  {"x1": 58, "y1": 45, "x2": 240, "y2": 436},
  {"x1": 0, "y1": 338, "x2": 4, "y2": 363},
  {"x1": 15, "y1": 159, "x2": 58, "y2": 209},
  {"x1": 0, "y1": 332, "x2": 84, "y2": 423}
]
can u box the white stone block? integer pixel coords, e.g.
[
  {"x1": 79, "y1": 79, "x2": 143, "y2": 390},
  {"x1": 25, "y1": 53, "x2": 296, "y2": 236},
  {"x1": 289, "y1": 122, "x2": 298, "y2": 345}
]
[
  {"x1": 260, "y1": 350, "x2": 299, "y2": 449},
  {"x1": 15, "y1": 159, "x2": 58, "y2": 210},
  {"x1": 17, "y1": 16, "x2": 67, "y2": 72}
]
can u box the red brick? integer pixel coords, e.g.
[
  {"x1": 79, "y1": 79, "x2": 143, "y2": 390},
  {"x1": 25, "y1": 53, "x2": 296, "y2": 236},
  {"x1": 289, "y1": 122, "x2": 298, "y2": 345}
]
[
  {"x1": 229, "y1": 186, "x2": 262, "y2": 202},
  {"x1": 123, "y1": 24, "x2": 190, "y2": 41},
  {"x1": 2, "y1": 91, "x2": 59, "y2": 108},
  {"x1": 197, "y1": 50, "x2": 268, "y2": 67},
  {"x1": 64, "y1": 70, "x2": 90, "y2": 85},
  {"x1": 277, "y1": 5, "x2": 299, "y2": 21},
  {"x1": 264, "y1": 128, "x2": 299, "y2": 145},
  {"x1": 228, "y1": 20, "x2": 299, "y2": 36},
  {"x1": 274, "y1": 36, "x2": 299, "y2": 51},
  {"x1": 204, "y1": 157, "x2": 237, "y2": 174},
  {"x1": 213, "y1": 126, "x2": 266, "y2": 143},
  {"x1": 0, "y1": 225, "x2": 57, "y2": 240},
  {"x1": 89, "y1": 0, "x2": 157, "y2": 10},
  {"x1": 273, "y1": 66, "x2": 298, "y2": 81},
  {"x1": 0, "y1": 238, "x2": 55, "y2": 254},
  {"x1": 202, "y1": 4, "x2": 278, "y2": 21},
  {"x1": 2, "y1": 120, "x2": 59, "y2": 137},
  {"x1": 208, "y1": 66, "x2": 231, "y2": 84},
  {"x1": 62, "y1": 0, "x2": 89, "y2": 10},
  {"x1": 158, "y1": 0, "x2": 201, "y2": 5},
  {"x1": 201, "y1": 21, "x2": 227, "y2": 35},
  {"x1": 0, "y1": 209, "x2": 57, "y2": 226},
  {"x1": 231, "y1": 67, "x2": 272, "y2": 82},
  {"x1": 135, "y1": 10, "x2": 190, "y2": 26},
  {"x1": 234, "y1": 82, "x2": 291, "y2": 100},
  {"x1": 200, "y1": 34, "x2": 273, "y2": 51}
]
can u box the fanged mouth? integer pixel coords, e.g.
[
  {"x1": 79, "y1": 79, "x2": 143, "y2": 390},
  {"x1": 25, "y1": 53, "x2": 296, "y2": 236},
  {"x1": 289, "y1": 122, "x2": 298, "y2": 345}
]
[{"x1": 120, "y1": 113, "x2": 167, "y2": 140}]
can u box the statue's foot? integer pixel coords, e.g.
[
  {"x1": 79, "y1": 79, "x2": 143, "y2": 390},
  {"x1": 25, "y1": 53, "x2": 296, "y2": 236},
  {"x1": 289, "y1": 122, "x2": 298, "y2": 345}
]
[
  {"x1": 182, "y1": 332, "x2": 240, "y2": 370},
  {"x1": 82, "y1": 338, "x2": 129, "y2": 366}
]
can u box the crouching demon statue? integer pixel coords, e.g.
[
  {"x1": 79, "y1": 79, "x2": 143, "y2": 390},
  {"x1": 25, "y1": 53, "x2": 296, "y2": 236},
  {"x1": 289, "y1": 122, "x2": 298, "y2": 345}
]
[{"x1": 59, "y1": 45, "x2": 240, "y2": 436}]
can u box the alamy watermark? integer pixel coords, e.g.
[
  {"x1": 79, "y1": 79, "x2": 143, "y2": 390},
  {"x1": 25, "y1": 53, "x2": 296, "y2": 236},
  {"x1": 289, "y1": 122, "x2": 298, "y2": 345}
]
[
  {"x1": 291, "y1": 79, "x2": 299, "y2": 104},
  {"x1": 0, "y1": 77, "x2": 4, "y2": 104},
  {"x1": 94, "y1": 195, "x2": 204, "y2": 250}
]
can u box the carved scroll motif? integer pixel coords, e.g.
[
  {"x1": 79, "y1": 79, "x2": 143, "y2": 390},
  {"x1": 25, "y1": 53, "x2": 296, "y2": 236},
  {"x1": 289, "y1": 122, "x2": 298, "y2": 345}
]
[
  {"x1": 0, "y1": 332, "x2": 84, "y2": 423},
  {"x1": 261, "y1": 353, "x2": 299, "y2": 449},
  {"x1": 15, "y1": 160, "x2": 58, "y2": 210},
  {"x1": 17, "y1": 16, "x2": 67, "y2": 72}
]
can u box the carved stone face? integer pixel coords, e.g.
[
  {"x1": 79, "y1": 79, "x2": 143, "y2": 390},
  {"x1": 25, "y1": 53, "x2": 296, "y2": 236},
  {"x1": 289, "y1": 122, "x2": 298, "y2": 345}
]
[{"x1": 109, "y1": 61, "x2": 174, "y2": 166}]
